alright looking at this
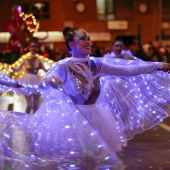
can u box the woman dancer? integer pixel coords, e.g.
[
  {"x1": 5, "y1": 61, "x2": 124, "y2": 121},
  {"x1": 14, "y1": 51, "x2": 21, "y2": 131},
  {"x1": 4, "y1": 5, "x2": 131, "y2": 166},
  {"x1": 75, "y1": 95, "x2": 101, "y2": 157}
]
[
  {"x1": 100, "y1": 36, "x2": 170, "y2": 148},
  {"x1": 9, "y1": 39, "x2": 54, "y2": 113},
  {"x1": 0, "y1": 38, "x2": 54, "y2": 113},
  {"x1": 102, "y1": 36, "x2": 138, "y2": 147},
  {"x1": 0, "y1": 27, "x2": 170, "y2": 170},
  {"x1": 104, "y1": 36, "x2": 136, "y2": 60}
]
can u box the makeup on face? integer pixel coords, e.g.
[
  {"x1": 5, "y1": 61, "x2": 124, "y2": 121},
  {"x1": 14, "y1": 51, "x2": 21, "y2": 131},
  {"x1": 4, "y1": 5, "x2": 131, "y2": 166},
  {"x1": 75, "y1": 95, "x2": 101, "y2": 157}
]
[
  {"x1": 75, "y1": 29, "x2": 91, "y2": 44},
  {"x1": 76, "y1": 34, "x2": 90, "y2": 41},
  {"x1": 71, "y1": 30, "x2": 92, "y2": 57}
]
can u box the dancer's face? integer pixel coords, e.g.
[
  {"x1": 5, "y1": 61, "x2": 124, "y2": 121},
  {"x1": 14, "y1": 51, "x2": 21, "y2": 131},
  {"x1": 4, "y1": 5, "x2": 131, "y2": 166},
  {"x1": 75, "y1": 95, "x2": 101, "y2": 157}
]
[
  {"x1": 29, "y1": 42, "x2": 38, "y2": 55},
  {"x1": 112, "y1": 41, "x2": 124, "y2": 55},
  {"x1": 70, "y1": 28, "x2": 92, "y2": 57}
]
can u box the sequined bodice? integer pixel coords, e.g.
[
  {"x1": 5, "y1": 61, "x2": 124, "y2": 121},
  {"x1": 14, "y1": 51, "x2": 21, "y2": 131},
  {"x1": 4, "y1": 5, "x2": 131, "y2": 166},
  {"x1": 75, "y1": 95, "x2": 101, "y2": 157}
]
[{"x1": 64, "y1": 60, "x2": 100, "y2": 105}]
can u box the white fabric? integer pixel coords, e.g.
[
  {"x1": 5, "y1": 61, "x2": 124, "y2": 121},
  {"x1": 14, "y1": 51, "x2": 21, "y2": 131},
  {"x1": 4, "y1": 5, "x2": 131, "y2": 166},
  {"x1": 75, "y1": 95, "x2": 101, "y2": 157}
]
[{"x1": 0, "y1": 56, "x2": 170, "y2": 169}]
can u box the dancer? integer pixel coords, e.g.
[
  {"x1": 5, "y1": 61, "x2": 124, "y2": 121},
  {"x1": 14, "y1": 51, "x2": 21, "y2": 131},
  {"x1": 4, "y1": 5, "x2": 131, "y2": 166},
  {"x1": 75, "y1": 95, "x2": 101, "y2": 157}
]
[
  {"x1": 9, "y1": 39, "x2": 54, "y2": 113},
  {"x1": 104, "y1": 36, "x2": 136, "y2": 60},
  {"x1": 0, "y1": 38, "x2": 55, "y2": 113},
  {"x1": 103, "y1": 36, "x2": 138, "y2": 148},
  {"x1": 0, "y1": 27, "x2": 170, "y2": 170},
  {"x1": 100, "y1": 36, "x2": 170, "y2": 148}
]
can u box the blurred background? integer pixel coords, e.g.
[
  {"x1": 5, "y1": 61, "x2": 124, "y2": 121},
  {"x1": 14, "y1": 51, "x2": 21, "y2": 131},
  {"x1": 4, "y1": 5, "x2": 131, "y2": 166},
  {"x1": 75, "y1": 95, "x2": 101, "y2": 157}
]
[
  {"x1": 0, "y1": 2, "x2": 170, "y2": 169},
  {"x1": 0, "y1": 0, "x2": 170, "y2": 63}
]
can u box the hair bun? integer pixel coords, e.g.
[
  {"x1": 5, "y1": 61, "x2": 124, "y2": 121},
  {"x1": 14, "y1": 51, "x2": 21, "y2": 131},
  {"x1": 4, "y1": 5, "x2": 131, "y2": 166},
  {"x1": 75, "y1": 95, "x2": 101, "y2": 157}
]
[{"x1": 63, "y1": 27, "x2": 71, "y2": 36}]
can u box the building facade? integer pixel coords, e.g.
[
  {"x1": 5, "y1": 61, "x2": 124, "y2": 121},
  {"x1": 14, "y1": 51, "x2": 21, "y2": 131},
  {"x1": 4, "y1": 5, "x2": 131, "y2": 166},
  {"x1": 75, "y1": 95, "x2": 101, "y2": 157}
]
[{"x1": 0, "y1": 0, "x2": 170, "y2": 51}]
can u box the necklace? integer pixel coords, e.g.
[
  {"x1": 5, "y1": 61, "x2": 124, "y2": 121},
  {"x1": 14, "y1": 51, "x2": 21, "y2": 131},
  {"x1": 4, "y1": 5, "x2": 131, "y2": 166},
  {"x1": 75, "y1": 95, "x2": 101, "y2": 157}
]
[{"x1": 70, "y1": 56, "x2": 90, "y2": 62}]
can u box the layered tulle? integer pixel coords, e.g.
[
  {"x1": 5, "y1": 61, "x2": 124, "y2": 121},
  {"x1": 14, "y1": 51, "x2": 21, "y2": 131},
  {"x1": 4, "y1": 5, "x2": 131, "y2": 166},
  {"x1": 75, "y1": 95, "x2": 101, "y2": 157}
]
[
  {"x1": 77, "y1": 104, "x2": 121, "y2": 152},
  {"x1": 96, "y1": 57, "x2": 170, "y2": 141},
  {"x1": 0, "y1": 56, "x2": 170, "y2": 169},
  {"x1": 0, "y1": 87, "x2": 125, "y2": 170},
  {"x1": 0, "y1": 72, "x2": 38, "y2": 96}
]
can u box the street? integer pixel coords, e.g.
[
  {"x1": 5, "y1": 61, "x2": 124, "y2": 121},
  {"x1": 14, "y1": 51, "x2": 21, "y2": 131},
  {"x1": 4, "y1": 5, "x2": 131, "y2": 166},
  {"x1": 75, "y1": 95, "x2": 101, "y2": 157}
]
[{"x1": 121, "y1": 118, "x2": 170, "y2": 170}]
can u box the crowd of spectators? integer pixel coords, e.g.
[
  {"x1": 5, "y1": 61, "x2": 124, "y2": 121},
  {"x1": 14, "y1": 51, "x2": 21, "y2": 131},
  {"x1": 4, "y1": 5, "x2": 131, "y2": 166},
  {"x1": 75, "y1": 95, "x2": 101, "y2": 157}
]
[
  {"x1": 0, "y1": 43, "x2": 71, "y2": 64},
  {"x1": 1, "y1": 38, "x2": 170, "y2": 64}
]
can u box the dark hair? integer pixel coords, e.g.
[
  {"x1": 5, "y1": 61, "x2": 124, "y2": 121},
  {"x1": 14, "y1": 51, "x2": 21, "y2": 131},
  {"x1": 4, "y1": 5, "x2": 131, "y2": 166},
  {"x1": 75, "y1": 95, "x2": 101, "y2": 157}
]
[
  {"x1": 112, "y1": 36, "x2": 124, "y2": 46},
  {"x1": 28, "y1": 37, "x2": 38, "y2": 46},
  {"x1": 63, "y1": 27, "x2": 79, "y2": 51}
]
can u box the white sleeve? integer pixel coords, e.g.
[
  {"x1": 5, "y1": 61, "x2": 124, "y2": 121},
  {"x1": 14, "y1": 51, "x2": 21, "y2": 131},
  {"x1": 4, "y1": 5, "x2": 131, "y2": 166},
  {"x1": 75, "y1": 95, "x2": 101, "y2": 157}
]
[
  {"x1": 100, "y1": 61, "x2": 163, "y2": 76},
  {"x1": 0, "y1": 73, "x2": 18, "y2": 86},
  {"x1": 39, "y1": 62, "x2": 67, "y2": 91}
]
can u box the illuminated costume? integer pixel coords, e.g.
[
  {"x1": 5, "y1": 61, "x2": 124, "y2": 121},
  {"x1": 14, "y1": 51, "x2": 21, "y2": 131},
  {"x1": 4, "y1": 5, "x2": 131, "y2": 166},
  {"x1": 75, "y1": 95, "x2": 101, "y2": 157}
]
[
  {"x1": 0, "y1": 53, "x2": 54, "y2": 92},
  {"x1": 103, "y1": 49, "x2": 137, "y2": 60},
  {"x1": 0, "y1": 52, "x2": 55, "y2": 113},
  {"x1": 0, "y1": 72, "x2": 37, "y2": 96},
  {"x1": 100, "y1": 44, "x2": 170, "y2": 145},
  {"x1": 10, "y1": 52, "x2": 54, "y2": 84},
  {"x1": 98, "y1": 54, "x2": 170, "y2": 143},
  {"x1": 0, "y1": 53, "x2": 54, "y2": 94},
  {"x1": 0, "y1": 56, "x2": 170, "y2": 169}
]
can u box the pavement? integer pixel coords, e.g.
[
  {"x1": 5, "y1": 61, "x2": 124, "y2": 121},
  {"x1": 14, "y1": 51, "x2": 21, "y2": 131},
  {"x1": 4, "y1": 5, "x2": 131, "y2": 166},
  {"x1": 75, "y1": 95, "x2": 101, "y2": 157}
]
[{"x1": 120, "y1": 118, "x2": 170, "y2": 170}]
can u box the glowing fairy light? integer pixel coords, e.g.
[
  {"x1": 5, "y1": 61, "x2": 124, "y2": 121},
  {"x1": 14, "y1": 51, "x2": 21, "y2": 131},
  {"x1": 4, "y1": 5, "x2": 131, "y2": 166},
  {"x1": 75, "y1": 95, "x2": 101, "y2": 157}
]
[
  {"x1": 65, "y1": 125, "x2": 70, "y2": 129},
  {"x1": 19, "y1": 12, "x2": 39, "y2": 33},
  {"x1": 83, "y1": 121, "x2": 88, "y2": 124},
  {"x1": 70, "y1": 151, "x2": 75, "y2": 154},
  {"x1": 67, "y1": 138, "x2": 72, "y2": 141},
  {"x1": 0, "y1": 52, "x2": 55, "y2": 96},
  {"x1": 90, "y1": 132, "x2": 95, "y2": 136},
  {"x1": 4, "y1": 133, "x2": 10, "y2": 138},
  {"x1": 104, "y1": 156, "x2": 110, "y2": 160}
]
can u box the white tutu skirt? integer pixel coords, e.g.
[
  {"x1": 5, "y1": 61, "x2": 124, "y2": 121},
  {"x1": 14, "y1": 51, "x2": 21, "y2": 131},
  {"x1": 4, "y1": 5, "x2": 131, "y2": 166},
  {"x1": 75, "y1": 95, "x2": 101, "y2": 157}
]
[
  {"x1": 77, "y1": 104, "x2": 121, "y2": 152},
  {"x1": 20, "y1": 73, "x2": 42, "y2": 85},
  {"x1": 0, "y1": 88, "x2": 125, "y2": 170}
]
